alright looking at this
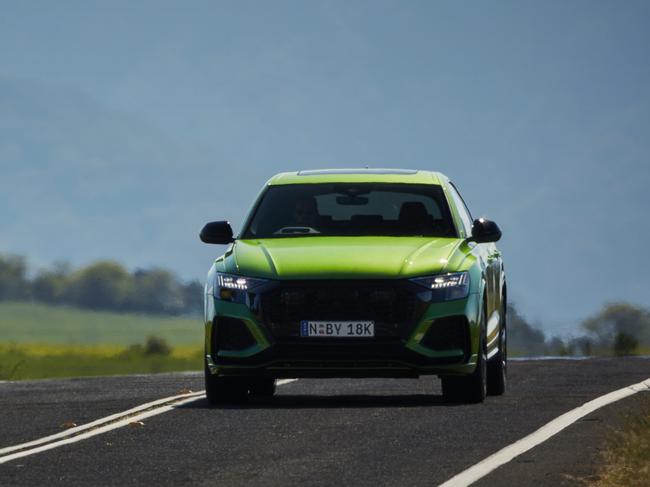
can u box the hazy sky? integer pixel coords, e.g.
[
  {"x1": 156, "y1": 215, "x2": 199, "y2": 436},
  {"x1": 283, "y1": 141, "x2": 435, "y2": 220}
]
[{"x1": 1, "y1": 0, "x2": 649, "y2": 336}]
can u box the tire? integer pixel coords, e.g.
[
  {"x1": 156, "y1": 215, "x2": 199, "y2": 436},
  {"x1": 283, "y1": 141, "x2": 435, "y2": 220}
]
[
  {"x1": 440, "y1": 375, "x2": 464, "y2": 402},
  {"x1": 204, "y1": 362, "x2": 249, "y2": 405},
  {"x1": 487, "y1": 305, "x2": 507, "y2": 396},
  {"x1": 441, "y1": 307, "x2": 487, "y2": 404},
  {"x1": 249, "y1": 377, "x2": 277, "y2": 397}
]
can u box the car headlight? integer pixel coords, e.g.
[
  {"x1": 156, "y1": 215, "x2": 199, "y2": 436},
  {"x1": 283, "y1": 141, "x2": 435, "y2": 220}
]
[
  {"x1": 410, "y1": 272, "x2": 470, "y2": 301},
  {"x1": 212, "y1": 272, "x2": 268, "y2": 301}
]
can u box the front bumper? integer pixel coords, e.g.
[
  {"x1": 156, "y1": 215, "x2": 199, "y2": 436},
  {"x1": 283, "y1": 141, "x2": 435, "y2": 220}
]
[{"x1": 205, "y1": 279, "x2": 481, "y2": 378}]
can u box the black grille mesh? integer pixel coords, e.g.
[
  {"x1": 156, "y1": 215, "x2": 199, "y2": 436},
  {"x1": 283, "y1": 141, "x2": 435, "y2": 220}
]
[{"x1": 261, "y1": 281, "x2": 422, "y2": 340}]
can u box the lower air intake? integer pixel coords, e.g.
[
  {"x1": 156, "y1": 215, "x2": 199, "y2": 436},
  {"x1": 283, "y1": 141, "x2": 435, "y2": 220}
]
[
  {"x1": 215, "y1": 317, "x2": 256, "y2": 351},
  {"x1": 421, "y1": 316, "x2": 469, "y2": 355}
]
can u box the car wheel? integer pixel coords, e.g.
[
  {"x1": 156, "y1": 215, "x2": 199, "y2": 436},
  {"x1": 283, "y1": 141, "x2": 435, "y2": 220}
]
[
  {"x1": 441, "y1": 308, "x2": 487, "y2": 404},
  {"x1": 487, "y1": 305, "x2": 507, "y2": 396},
  {"x1": 204, "y1": 362, "x2": 249, "y2": 405},
  {"x1": 249, "y1": 377, "x2": 276, "y2": 397}
]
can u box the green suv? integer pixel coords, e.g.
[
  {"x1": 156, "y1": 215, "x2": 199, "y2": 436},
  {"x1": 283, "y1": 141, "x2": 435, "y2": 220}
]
[{"x1": 200, "y1": 169, "x2": 506, "y2": 404}]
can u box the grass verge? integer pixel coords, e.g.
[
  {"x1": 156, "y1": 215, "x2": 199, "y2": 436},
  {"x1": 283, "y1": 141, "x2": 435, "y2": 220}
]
[{"x1": 589, "y1": 397, "x2": 650, "y2": 486}]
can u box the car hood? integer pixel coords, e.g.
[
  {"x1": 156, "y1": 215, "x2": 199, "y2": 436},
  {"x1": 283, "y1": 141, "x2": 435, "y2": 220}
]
[{"x1": 224, "y1": 236, "x2": 461, "y2": 280}]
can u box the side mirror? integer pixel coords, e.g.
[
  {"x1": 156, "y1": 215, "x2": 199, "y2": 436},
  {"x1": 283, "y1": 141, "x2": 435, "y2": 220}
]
[
  {"x1": 469, "y1": 218, "x2": 502, "y2": 243},
  {"x1": 200, "y1": 221, "x2": 234, "y2": 244}
]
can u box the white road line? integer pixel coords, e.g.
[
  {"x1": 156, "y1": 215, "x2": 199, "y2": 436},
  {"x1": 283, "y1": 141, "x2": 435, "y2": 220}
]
[
  {"x1": 439, "y1": 377, "x2": 650, "y2": 487},
  {"x1": 0, "y1": 378, "x2": 297, "y2": 465},
  {"x1": 0, "y1": 395, "x2": 203, "y2": 464},
  {"x1": 0, "y1": 391, "x2": 205, "y2": 456}
]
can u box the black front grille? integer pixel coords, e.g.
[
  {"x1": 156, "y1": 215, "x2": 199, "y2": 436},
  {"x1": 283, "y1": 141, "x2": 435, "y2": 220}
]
[{"x1": 260, "y1": 281, "x2": 424, "y2": 340}]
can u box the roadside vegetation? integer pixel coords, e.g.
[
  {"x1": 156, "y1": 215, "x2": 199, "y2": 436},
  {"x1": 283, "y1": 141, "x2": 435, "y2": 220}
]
[
  {"x1": 588, "y1": 397, "x2": 650, "y2": 487},
  {"x1": 1, "y1": 252, "x2": 650, "y2": 380},
  {"x1": 0, "y1": 253, "x2": 202, "y2": 315},
  {"x1": 0, "y1": 339, "x2": 203, "y2": 380},
  {"x1": 0, "y1": 301, "x2": 203, "y2": 380},
  {"x1": 508, "y1": 302, "x2": 650, "y2": 358}
]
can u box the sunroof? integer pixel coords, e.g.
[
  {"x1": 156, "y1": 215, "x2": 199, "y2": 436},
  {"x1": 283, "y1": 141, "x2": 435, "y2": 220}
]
[{"x1": 297, "y1": 168, "x2": 418, "y2": 176}]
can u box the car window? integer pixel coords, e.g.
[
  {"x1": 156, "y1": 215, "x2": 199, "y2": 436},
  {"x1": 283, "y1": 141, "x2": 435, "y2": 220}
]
[
  {"x1": 447, "y1": 183, "x2": 474, "y2": 237},
  {"x1": 243, "y1": 183, "x2": 457, "y2": 238}
]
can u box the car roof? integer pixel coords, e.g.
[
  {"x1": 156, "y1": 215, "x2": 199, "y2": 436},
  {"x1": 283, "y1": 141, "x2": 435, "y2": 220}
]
[{"x1": 267, "y1": 168, "x2": 448, "y2": 186}]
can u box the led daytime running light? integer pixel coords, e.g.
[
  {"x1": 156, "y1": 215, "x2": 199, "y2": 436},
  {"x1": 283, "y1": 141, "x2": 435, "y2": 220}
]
[
  {"x1": 410, "y1": 272, "x2": 470, "y2": 301},
  {"x1": 429, "y1": 273, "x2": 468, "y2": 289},
  {"x1": 217, "y1": 274, "x2": 249, "y2": 290}
]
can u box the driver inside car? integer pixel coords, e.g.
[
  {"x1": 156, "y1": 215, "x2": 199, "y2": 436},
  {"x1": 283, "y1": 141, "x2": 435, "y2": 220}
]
[{"x1": 291, "y1": 196, "x2": 320, "y2": 228}]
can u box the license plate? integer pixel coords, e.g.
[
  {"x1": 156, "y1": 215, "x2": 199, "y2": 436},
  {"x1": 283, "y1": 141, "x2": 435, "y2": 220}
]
[{"x1": 300, "y1": 320, "x2": 375, "y2": 337}]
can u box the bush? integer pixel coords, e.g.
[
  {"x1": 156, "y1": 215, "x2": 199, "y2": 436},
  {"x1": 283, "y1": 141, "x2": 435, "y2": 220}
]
[
  {"x1": 122, "y1": 344, "x2": 145, "y2": 356},
  {"x1": 582, "y1": 302, "x2": 649, "y2": 355},
  {"x1": 144, "y1": 335, "x2": 172, "y2": 356}
]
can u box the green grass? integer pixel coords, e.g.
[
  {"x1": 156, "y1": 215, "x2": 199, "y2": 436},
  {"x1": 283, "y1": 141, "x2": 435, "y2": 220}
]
[
  {"x1": 0, "y1": 343, "x2": 203, "y2": 380},
  {"x1": 636, "y1": 346, "x2": 650, "y2": 356},
  {"x1": 0, "y1": 301, "x2": 202, "y2": 346},
  {"x1": 0, "y1": 302, "x2": 204, "y2": 380}
]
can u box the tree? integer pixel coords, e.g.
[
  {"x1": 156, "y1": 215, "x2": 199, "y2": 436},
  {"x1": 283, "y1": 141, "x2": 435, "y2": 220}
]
[
  {"x1": 0, "y1": 254, "x2": 30, "y2": 300},
  {"x1": 613, "y1": 332, "x2": 638, "y2": 356},
  {"x1": 566, "y1": 336, "x2": 593, "y2": 357},
  {"x1": 581, "y1": 302, "x2": 650, "y2": 355},
  {"x1": 546, "y1": 336, "x2": 570, "y2": 356},
  {"x1": 181, "y1": 280, "x2": 203, "y2": 315},
  {"x1": 32, "y1": 262, "x2": 71, "y2": 303},
  {"x1": 0, "y1": 253, "x2": 203, "y2": 315},
  {"x1": 63, "y1": 261, "x2": 134, "y2": 311},
  {"x1": 507, "y1": 303, "x2": 550, "y2": 356},
  {"x1": 128, "y1": 268, "x2": 184, "y2": 314}
]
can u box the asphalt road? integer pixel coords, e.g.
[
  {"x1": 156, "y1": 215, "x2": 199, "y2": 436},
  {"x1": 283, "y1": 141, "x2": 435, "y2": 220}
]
[{"x1": 1, "y1": 358, "x2": 649, "y2": 486}]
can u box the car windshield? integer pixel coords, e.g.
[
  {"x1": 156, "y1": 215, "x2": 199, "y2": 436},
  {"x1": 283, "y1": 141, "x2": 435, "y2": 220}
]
[{"x1": 242, "y1": 183, "x2": 457, "y2": 238}]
